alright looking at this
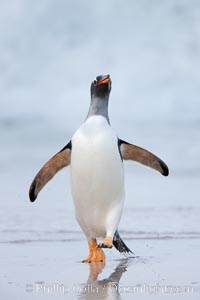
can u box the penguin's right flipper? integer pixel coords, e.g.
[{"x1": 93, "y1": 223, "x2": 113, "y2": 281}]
[
  {"x1": 29, "y1": 141, "x2": 71, "y2": 202},
  {"x1": 119, "y1": 139, "x2": 169, "y2": 176}
]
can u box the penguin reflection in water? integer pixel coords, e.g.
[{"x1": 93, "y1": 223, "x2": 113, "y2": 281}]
[
  {"x1": 29, "y1": 75, "x2": 169, "y2": 263},
  {"x1": 79, "y1": 259, "x2": 129, "y2": 300}
]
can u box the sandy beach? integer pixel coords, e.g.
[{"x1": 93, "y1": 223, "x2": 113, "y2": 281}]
[{"x1": 1, "y1": 234, "x2": 199, "y2": 299}]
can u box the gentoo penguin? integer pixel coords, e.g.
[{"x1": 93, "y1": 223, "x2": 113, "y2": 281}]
[{"x1": 29, "y1": 75, "x2": 169, "y2": 263}]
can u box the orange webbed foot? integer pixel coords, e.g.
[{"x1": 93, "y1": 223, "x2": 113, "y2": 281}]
[
  {"x1": 82, "y1": 239, "x2": 106, "y2": 263},
  {"x1": 98, "y1": 236, "x2": 113, "y2": 249}
]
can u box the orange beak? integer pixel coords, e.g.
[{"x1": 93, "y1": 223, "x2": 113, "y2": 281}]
[{"x1": 97, "y1": 76, "x2": 110, "y2": 85}]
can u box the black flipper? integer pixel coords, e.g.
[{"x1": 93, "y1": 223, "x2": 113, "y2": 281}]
[{"x1": 113, "y1": 231, "x2": 133, "y2": 255}]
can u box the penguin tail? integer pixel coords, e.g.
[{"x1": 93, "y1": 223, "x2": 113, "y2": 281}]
[{"x1": 113, "y1": 231, "x2": 134, "y2": 255}]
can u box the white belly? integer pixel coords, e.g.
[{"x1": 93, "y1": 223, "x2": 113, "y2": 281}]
[{"x1": 70, "y1": 116, "x2": 124, "y2": 239}]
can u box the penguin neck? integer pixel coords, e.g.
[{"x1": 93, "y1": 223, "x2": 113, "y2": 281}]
[{"x1": 86, "y1": 96, "x2": 110, "y2": 124}]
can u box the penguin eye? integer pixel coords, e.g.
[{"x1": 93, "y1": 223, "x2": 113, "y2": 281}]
[{"x1": 93, "y1": 80, "x2": 97, "y2": 85}]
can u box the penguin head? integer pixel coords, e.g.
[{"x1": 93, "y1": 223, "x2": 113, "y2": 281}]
[{"x1": 90, "y1": 75, "x2": 111, "y2": 99}]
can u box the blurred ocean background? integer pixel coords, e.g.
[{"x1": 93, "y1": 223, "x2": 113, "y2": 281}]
[{"x1": 0, "y1": 1, "x2": 200, "y2": 298}]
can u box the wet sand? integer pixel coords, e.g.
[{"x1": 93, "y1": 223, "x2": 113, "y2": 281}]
[{"x1": 1, "y1": 237, "x2": 200, "y2": 300}]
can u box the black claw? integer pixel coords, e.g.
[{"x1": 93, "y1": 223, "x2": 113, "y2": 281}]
[{"x1": 98, "y1": 243, "x2": 113, "y2": 249}]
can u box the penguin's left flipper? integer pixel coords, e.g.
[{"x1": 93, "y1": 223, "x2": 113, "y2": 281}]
[
  {"x1": 119, "y1": 139, "x2": 169, "y2": 176},
  {"x1": 29, "y1": 141, "x2": 72, "y2": 202}
]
